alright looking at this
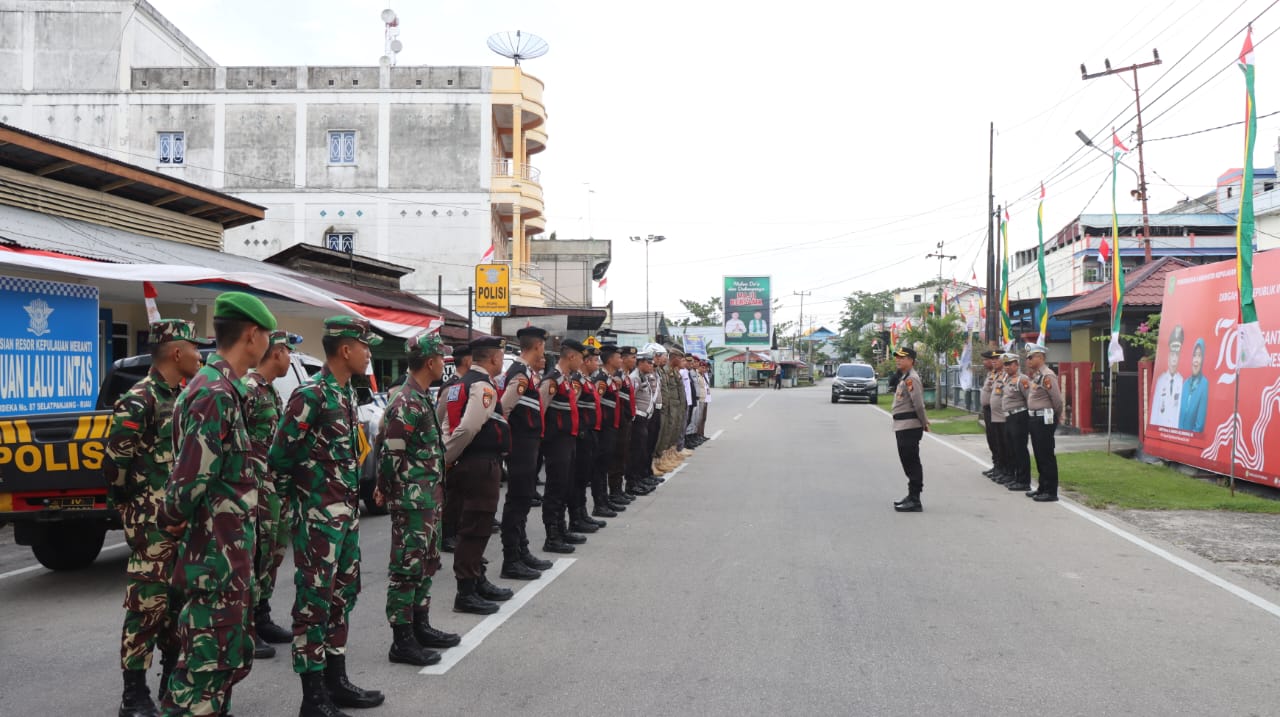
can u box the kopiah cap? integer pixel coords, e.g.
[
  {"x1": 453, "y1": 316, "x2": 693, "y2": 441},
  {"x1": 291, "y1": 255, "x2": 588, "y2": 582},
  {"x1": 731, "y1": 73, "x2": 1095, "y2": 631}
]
[
  {"x1": 149, "y1": 319, "x2": 213, "y2": 347},
  {"x1": 214, "y1": 291, "x2": 277, "y2": 331},
  {"x1": 407, "y1": 331, "x2": 449, "y2": 358},
  {"x1": 324, "y1": 316, "x2": 382, "y2": 346},
  {"x1": 894, "y1": 346, "x2": 917, "y2": 360}
]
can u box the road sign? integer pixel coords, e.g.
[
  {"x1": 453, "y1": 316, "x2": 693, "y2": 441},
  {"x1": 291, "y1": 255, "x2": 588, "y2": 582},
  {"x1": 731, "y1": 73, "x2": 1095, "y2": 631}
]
[{"x1": 475, "y1": 264, "x2": 510, "y2": 317}]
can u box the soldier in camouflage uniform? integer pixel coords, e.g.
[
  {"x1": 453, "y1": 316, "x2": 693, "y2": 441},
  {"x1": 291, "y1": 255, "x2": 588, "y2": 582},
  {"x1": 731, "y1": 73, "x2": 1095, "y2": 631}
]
[
  {"x1": 269, "y1": 316, "x2": 385, "y2": 716},
  {"x1": 376, "y1": 331, "x2": 459, "y2": 667},
  {"x1": 244, "y1": 330, "x2": 298, "y2": 657},
  {"x1": 156, "y1": 293, "x2": 275, "y2": 717},
  {"x1": 107, "y1": 319, "x2": 209, "y2": 717}
]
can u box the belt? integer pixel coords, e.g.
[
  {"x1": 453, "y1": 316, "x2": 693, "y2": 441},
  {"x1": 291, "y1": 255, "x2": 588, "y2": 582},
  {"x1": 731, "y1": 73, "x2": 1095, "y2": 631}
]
[
  {"x1": 517, "y1": 396, "x2": 541, "y2": 411},
  {"x1": 619, "y1": 394, "x2": 632, "y2": 402},
  {"x1": 548, "y1": 403, "x2": 573, "y2": 411},
  {"x1": 636, "y1": 410, "x2": 651, "y2": 419},
  {"x1": 892, "y1": 412, "x2": 919, "y2": 421},
  {"x1": 600, "y1": 398, "x2": 617, "y2": 408},
  {"x1": 1029, "y1": 409, "x2": 1051, "y2": 416},
  {"x1": 1004, "y1": 407, "x2": 1027, "y2": 416}
]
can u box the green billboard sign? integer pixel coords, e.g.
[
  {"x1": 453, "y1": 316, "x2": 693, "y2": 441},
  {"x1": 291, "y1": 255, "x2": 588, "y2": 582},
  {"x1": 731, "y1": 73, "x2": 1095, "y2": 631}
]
[{"x1": 723, "y1": 276, "x2": 770, "y2": 347}]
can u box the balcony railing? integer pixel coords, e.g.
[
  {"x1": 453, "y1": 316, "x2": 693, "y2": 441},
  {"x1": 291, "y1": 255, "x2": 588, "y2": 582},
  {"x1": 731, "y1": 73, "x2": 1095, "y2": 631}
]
[{"x1": 493, "y1": 159, "x2": 541, "y2": 183}]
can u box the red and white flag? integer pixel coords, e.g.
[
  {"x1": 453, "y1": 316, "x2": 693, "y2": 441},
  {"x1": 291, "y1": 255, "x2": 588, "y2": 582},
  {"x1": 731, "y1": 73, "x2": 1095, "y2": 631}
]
[
  {"x1": 1098, "y1": 237, "x2": 1112, "y2": 262},
  {"x1": 142, "y1": 281, "x2": 161, "y2": 323},
  {"x1": 598, "y1": 276, "x2": 608, "y2": 290},
  {"x1": 480, "y1": 244, "x2": 495, "y2": 263}
]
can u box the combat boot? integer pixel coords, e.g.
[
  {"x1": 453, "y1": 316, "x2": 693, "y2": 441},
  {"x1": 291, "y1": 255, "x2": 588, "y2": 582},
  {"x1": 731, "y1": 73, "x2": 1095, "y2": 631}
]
[
  {"x1": 582, "y1": 505, "x2": 607, "y2": 528},
  {"x1": 569, "y1": 507, "x2": 600, "y2": 533},
  {"x1": 894, "y1": 496, "x2": 923, "y2": 512},
  {"x1": 520, "y1": 547, "x2": 553, "y2": 570},
  {"x1": 454, "y1": 578, "x2": 500, "y2": 615},
  {"x1": 440, "y1": 535, "x2": 457, "y2": 553},
  {"x1": 476, "y1": 573, "x2": 514, "y2": 601},
  {"x1": 157, "y1": 649, "x2": 177, "y2": 704},
  {"x1": 412, "y1": 608, "x2": 461, "y2": 648},
  {"x1": 606, "y1": 497, "x2": 628, "y2": 512},
  {"x1": 119, "y1": 669, "x2": 157, "y2": 717},
  {"x1": 323, "y1": 654, "x2": 385, "y2": 709},
  {"x1": 254, "y1": 631, "x2": 277, "y2": 659},
  {"x1": 388, "y1": 624, "x2": 441, "y2": 666},
  {"x1": 562, "y1": 525, "x2": 588, "y2": 545},
  {"x1": 256, "y1": 599, "x2": 293, "y2": 644},
  {"x1": 501, "y1": 549, "x2": 542, "y2": 580},
  {"x1": 651, "y1": 459, "x2": 667, "y2": 476},
  {"x1": 592, "y1": 501, "x2": 618, "y2": 518},
  {"x1": 542, "y1": 524, "x2": 575, "y2": 554},
  {"x1": 298, "y1": 671, "x2": 352, "y2": 717}
]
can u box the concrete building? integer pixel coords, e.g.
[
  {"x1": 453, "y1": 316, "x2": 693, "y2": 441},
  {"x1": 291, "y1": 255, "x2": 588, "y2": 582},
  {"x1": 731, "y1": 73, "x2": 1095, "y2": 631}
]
[
  {"x1": 528, "y1": 237, "x2": 611, "y2": 308},
  {"x1": 0, "y1": 0, "x2": 550, "y2": 316}
]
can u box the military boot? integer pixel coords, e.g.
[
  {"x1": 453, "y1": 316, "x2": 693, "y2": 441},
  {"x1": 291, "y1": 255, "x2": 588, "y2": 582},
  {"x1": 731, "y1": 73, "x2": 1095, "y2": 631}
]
[
  {"x1": 520, "y1": 547, "x2": 553, "y2": 570},
  {"x1": 440, "y1": 535, "x2": 458, "y2": 553},
  {"x1": 542, "y1": 523, "x2": 575, "y2": 554},
  {"x1": 500, "y1": 548, "x2": 542, "y2": 580},
  {"x1": 299, "y1": 671, "x2": 352, "y2": 717},
  {"x1": 592, "y1": 501, "x2": 618, "y2": 518},
  {"x1": 388, "y1": 624, "x2": 441, "y2": 666},
  {"x1": 894, "y1": 495, "x2": 923, "y2": 512},
  {"x1": 323, "y1": 654, "x2": 385, "y2": 709},
  {"x1": 254, "y1": 631, "x2": 277, "y2": 659},
  {"x1": 561, "y1": 520, "x2": 587, "y2": 545},
  {"x1": 412, "y1": 608, "x2": 460, "y2": 649},
  {"x1": 476, "y1": 573, "x2": 514, "y2": 601},
  {"x1": 256, "y1": 599, "x2": 293, "y2": 644},
  {"x1": 119, "y1": 669, "x2": 157, "y2": 717},
  {"x1": 454, "y1": 578, "x2": 500, "y2": 615},
  {"x1": 157, "y1": 649, "x2": 177, "y2": 704},
  {"x1": 569, "y1": 507, "x2": 600, "y2": 533}
]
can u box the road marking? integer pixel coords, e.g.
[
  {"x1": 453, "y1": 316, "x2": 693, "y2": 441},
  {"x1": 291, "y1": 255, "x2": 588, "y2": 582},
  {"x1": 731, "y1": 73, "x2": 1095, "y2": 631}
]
[
  {"x1": 419, "y1": 558, "x2": 576, "y2": 675},
  {"x1": 659, "y1": 462, "x2": 687, "y2": 484},
  {"x1": 0, "y1": 541, "x2": 128, "y2": 581},
  {"x1": 709, "y1": 429, "x2": 724, "y2": 441},
  {"x1": 748, "y1": 394, "x2": 764, "y2": 409},
  {"x1": 892, "y1": 407, "x2": 1280, "y2": 621},
  {"x1": 733, "y1": 413, "x2": 743, "y2": 421}
]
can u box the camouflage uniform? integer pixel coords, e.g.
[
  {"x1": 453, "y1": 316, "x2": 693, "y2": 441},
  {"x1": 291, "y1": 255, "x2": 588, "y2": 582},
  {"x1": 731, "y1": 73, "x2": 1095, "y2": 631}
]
[
  {"x1": 105, "y1": 367, "x2": 182, "y2": 673},
  {"x1": 244, "y1": 369, "x2": 286, "y2": 603},
  {"x1": 377, "y1": 372, "x2": 446, "y2": 625},
  {"x1": 158, "y1": 353, "x2": 258, "y2": 716},
  {"x1": 268, "y1": 364, "x2": 364, "y2": 675}
]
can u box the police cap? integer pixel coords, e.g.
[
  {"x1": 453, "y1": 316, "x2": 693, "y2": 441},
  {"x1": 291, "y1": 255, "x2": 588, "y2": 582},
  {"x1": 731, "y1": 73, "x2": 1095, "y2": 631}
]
[
  {"x1": 516, "y1": 326, "x2": 548, "y2": 342},
  {"x1": 893, "y1": 346, "x2": 917, "y2": 360},
  {"x1": 561, "y1": 338, "x2": 586, "y2": 355}
]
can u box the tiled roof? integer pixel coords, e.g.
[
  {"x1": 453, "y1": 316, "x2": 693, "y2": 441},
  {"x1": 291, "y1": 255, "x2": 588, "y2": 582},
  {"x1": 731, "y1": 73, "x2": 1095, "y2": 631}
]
[{"x1": 1053, "y1": 257, "x2": 1193, "y2": 320}]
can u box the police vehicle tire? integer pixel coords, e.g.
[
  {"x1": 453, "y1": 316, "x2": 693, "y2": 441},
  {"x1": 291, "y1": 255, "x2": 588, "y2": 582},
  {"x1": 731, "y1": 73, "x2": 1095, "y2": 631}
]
[{"x1": 31, "y1": 520, "x2": 106, "y2": 571}]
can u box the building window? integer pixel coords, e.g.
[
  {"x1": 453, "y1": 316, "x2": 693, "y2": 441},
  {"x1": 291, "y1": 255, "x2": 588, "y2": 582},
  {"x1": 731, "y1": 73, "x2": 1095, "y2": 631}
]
[
  {"x1": 328, "y1": 130, "x2": 356, "y2": 164},
  {"x1": 326, "y1": 232, "x2": 355, "y2": 253},
  {"x1": 913, "y1": 294, "x2": 922, "y2": 303},
  {"x1": 1085, "y1": 266, "x2": 1100, "y2": 283},
  {"x1": 157, "y1": 131, "x2": 185, "y2": 165}
]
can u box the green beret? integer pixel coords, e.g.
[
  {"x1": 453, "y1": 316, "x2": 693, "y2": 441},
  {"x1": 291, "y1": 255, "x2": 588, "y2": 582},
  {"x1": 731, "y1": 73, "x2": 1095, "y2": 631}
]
[
  {"x1": 324, "y1": 316, "x2": 382, "y2": 346},
  {"x1": 214, "y1": 292, "x2": 277, "y2": 330},
  {"x1": 149, "y1": 319, "x2": 212, "y2": 347}
]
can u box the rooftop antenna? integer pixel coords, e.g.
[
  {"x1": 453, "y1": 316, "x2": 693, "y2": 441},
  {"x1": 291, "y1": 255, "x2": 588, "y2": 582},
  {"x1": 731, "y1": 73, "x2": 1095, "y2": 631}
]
[
  {"x1": 486, "y1": 30, "x2": 549, "y2": 66},
  {"x1": 380, "y1": 8, "x2": 403, "y2": 67}
]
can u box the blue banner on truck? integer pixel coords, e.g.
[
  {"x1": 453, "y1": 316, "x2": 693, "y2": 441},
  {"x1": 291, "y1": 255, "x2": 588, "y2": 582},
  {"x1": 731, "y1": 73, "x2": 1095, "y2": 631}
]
[{"x1": 0, "y1": 276, "x2": 99, "y2": 417}]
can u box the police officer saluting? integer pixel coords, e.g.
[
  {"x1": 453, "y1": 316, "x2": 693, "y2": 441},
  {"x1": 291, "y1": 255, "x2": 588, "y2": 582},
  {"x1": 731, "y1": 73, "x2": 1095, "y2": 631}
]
[
  {"x1": 1000, "y1": 352, "x2": 1034, "y2": 493},
  {"x1": 1024, "y1": 343, "x2": 1064, "y2": 502},
  {"x1": 890, "y1": 346, "x2": 930, "y2": 512}
]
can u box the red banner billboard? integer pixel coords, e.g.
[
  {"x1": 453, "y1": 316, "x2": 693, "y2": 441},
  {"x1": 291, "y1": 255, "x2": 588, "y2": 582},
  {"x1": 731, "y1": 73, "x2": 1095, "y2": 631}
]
[{"x1": 1145, "y1": 252, "x2": 1280, "y2": 487}]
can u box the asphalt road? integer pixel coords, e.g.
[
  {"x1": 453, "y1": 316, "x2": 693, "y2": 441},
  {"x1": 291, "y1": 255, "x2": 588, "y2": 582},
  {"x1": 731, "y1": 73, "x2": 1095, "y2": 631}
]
[{"x1": 3, "y1": 385, "x2": 1280, "y2": 715}]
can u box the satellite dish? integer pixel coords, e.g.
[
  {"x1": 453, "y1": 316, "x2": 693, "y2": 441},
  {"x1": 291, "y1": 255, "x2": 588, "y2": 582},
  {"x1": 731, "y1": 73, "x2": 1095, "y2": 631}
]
[
  {"x1": 486, "y1": 30, "x2": 549, "y2": 66},
  {"x1": 381, "y1": 8, "x2": 397, "y2": 23},
  {"x1": 390, "y1": 39, "x2": 403, "y2": 53}
]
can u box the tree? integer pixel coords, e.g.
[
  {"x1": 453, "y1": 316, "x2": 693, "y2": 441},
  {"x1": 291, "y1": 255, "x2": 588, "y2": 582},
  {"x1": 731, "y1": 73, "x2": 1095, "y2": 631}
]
[
  {"x1": 901, "y1": 306, "x2": 966, "y2": 409},
  {"x1": 675, "y1": 296, "x2": 722, "y2": 327},
  {"x1": 838, "y1": 290, "x2": 895, "y2": 337}
]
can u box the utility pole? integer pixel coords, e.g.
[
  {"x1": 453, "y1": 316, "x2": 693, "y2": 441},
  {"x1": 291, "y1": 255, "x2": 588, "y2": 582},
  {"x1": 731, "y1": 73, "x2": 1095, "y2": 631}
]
[
  {"x1": 926, "y1": 241, "x2": 957, "y2": 292},
  {"x1": 1082, "y1": 50, "x2": 1161, "y2": 264},
  {"x1": 986, "y1": 122, "x2": 997, "y2": 346},
  {"x1": 793, "y1": 290, "x2": 811, "y2": 362}
]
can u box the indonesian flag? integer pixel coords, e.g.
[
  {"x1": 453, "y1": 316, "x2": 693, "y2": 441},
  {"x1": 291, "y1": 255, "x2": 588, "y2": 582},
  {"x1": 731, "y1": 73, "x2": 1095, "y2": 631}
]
[
  {"x1": 1237, "y1": 26, "x2": 1270, "y2": 369},
  {"x1": 598, "y1": 276, "x2": 608, "y2": 289},
  {"x1": 480, "y1": 243, "x2": 495, "y2": 263},
  {"x1": 1098, "y1": 238, "x2": 1112, "y2": 262},
  {"x1": 142, "y1": 281, "x2": 161, "y2": 323}
]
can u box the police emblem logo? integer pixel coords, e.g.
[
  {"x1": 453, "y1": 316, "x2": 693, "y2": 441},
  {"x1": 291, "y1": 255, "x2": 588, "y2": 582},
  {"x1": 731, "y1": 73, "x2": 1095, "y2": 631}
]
[
  {"x1": 482, "y1": 389, "x2": 495, "y2": 408},
  {"x1": 515, "y1": 382, "x2": 526, "y2": 395}
]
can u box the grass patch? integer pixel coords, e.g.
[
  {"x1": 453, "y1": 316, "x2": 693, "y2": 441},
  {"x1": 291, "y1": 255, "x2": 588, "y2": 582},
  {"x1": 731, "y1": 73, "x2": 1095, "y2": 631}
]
[
  {"x1": 929, "y1": 419, "x2": 987, "y2": 435},
  {"x1": 1059, "y1": 452, "x2": 1280, "y2": 513}
]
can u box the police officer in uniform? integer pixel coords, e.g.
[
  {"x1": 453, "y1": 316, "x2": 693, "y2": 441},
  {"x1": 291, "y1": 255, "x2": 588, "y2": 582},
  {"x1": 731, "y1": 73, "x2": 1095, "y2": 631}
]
[
  {"x1": 608, "y1": 346, "x2": 637, "y2": 510},
  {"x1": 890, "y1": 347, "x2": 930, "y2": 512},
  {"x1": 1024, "y1": 344, "x2": 1065, "y2": 502},
  {"x1": 569, "y1": 343, "x2": 606, "y2": 535},
  {"x1": 593, "y1": 344, "x2": 624, "y2": 517},
  {"x1": 628, "y1": 350, "x2": 658, "y2": 496},
  {"x1": 1000, "y1": 352, "x2": 1034, "y2": 493},
  {"x1": 497, "y1": 327, "x2": 552, "y2": 580},
  {"x1": 442, "y1": 336, "x2": 514, "y2": 614},
  {"x1": 978, "y1": 350, "x2": 1004, "y2": 481},
  {"x1": 437, "y1": 344, "x2": 471, "y2": 553},
  {"x1": 540, "y1": 339, "x2": 587, "y2": 552},
  {"x1": 988, "y1": 358, "x2": 1012, "y2": 485}
]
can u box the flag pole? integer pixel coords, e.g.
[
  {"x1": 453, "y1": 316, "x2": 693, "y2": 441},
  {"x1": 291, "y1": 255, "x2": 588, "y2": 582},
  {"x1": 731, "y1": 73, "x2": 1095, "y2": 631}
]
[
  {"x1": 1106, "y1": 362, "x2": 1114, "y2": 455},
  {"x1": 1230, "y1": 371, "x2": 1240, "y2": 495}
]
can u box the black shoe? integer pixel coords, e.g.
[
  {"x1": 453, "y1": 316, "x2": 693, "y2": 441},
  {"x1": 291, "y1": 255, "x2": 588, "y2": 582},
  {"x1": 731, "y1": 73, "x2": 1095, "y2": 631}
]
[
  {"x1": 982, "y1": 468, "x2": 996, "y2": 477},
  {"x1": 894, "y1": 497, "x2": 923, "y2": 512},
  {"x1": 1006, "y1": 482, "x2": 1031, "y2": 491},
  {"x1": 543, "y1": 536, "x2": 575, "y2": 554},
  {"x1": 592, "y1": 504, "x2": 618, "y2": 518},
  {"x1": 323, "y1": 654, "x2": 385, "y2": 709},
  {"x1": 299, "y1": 671, "x2": 353, "y2": 717},
  {"x1": 254, "y1": 631, "x2": 277, "y2": 659},
  {"x1": 994, "y1": 473, "x2": 1014, "y2": 485},
  {"x1": 569, "y1": 517, "x2": 598, "y2": 533},
  {"x1": 607, "y1": 498, "x2": 628, "y2": 512},
  {"x1": 388, "y1": 624, "x2": 441, "y2": 666},
  {"x1": 610, "y1": 491, "x2": 634, "y2": 503},
  {"x1": 476, "y1": 576, "x2": 514, "y2": 601},
  {"x1": 500, "y1": 559, "x2": 542, "y2": 580},
  {"x1": 1033, "y1": 493, "x2": 1059, "y2": 502},
  {"x1": 440, "y1": 536, "x2": 457, "y2": 553},
  {"x1": 625, "y1": 484, "x2": 651, "y2": 496},
  {"x1": 411, "y1": 609, "x2": 460, "y2": 649},
  {"x1": 453, "y1": 579, "x2": 500, "y2": 614},
  {"x1": 1026, "y1": 489, "x2": 1040, "y2": 498},
  {"x1": 562, "y1": 530, "x2": 587, "y2": 545},
  {"x1": 893, "y1": 494, "x2": 912, "y2": 507},
  {"x1": 530, "y1": 495, "x2": 543, "y2": 507},
  {"x1": 119, "y1": 669, "x2": 157, "y2": 717},
  {"x1": 255, "y1": 600, "x2": 293, "y2": 644},
  {"x1": 491, "y1": 519, "x2": 501, "y2": 534},
  {"x1": 520, "y1": 549, "x2": 553, "y2": 570}
]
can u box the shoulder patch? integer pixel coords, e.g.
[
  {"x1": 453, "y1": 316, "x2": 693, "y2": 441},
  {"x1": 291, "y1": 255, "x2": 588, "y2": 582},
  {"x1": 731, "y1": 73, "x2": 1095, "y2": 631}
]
[
  {"x1": 905, "y1": 378, "x2": 914, "y2": 391},
  {"x1": 482, "y1": 390, "x2": 495, "y2": 408},
  {"x1": 516, "y1": 382, "x2": 526, "y2": 395},
  {"x1": 446, "y1": 384, "x2": 462, "y2": 402}
]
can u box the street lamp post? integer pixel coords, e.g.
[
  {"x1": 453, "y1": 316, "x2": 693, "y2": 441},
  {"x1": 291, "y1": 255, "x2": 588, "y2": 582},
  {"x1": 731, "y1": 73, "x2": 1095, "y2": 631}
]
[
  {"x1": 1075, "y1": 128, "x2": 1151, "y2": 263},
  {"x1": 629, "y1": 234, "x2": 666, "y2": 339}
]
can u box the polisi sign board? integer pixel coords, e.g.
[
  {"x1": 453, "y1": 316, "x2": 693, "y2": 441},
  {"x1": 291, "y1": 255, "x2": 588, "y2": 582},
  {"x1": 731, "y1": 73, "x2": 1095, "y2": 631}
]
[{"x1": 475, "y1": 263, "x2": 510, "y2": 317}]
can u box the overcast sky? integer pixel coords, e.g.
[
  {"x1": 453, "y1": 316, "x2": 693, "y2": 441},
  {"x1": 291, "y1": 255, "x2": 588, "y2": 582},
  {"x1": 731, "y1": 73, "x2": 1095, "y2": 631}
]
[{"x1": 152, "y1": 0, "x2": 1278, "y2": 331}]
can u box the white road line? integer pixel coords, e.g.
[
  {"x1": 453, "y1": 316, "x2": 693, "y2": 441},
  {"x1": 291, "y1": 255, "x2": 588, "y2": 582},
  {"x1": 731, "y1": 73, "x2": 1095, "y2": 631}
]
[
  {"x1": 419, "y1": 558, "x2": 576, "y2": 675},
  {"x1": 0, "y1": 541, "x2": 128, "y2": 581},
  {"x1": 732, "y1": 414, "x2": 743, "y2": 421},
  {"x1": 748, "y1": 394, "x2": 764, "y2": 409},
  {"x1": 659, "y1": 462, "x2": 687, "y2": 484},
  {"x1": 709, "y1": 429, "x2": 725, "y2": 441},
  {"x1": 902, "y1": 409, "x2": 1280, "y2": 621}
]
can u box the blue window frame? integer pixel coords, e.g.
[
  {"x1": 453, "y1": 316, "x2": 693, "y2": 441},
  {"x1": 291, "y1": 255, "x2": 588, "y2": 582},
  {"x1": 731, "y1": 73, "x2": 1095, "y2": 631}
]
[
  {"x1": 328, "y1": 130, "x2": 356, "y2": 164},
  {"x1": 158, "y1": 131, "x2": 184, "y2": 164},
  {"x1": 326, "y1": 232, "x2": 354, "y2": 253}
]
